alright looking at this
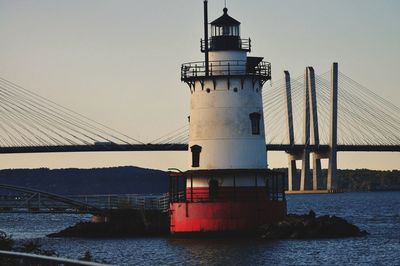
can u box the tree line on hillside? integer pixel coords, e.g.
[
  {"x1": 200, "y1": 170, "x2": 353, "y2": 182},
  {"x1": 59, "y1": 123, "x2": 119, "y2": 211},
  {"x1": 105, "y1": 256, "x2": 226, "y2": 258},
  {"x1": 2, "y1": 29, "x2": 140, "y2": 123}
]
[
  {"x1": 0, "y1": 167, "x2": 398, "y2": 195},
  {"x1": 0, "y1": 166, "x2": 169, "y2": 195},
  {"x1": 274, "y1": 168, "x2": 400, "y2": 191}
]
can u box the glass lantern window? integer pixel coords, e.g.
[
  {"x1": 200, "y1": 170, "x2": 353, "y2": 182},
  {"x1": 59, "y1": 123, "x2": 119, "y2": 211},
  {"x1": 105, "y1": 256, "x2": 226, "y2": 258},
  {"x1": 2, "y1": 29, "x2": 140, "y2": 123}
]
[{"x1": 212, "y1": 25, "x2": 240, "y2": 37}]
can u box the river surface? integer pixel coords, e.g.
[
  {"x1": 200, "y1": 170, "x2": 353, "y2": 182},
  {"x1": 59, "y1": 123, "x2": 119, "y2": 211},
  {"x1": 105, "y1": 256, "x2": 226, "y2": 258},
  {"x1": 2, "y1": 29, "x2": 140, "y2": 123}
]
[{"x1": 1, "y1": 192, "x2": 399, "y2": 265}]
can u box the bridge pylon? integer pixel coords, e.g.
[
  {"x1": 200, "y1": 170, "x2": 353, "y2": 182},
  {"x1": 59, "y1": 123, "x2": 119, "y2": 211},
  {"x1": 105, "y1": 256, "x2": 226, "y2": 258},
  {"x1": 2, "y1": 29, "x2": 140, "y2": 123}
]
[
  {"x1": 300, "y1": 67, "x2": 311, "y2": 190},
  {"x1": 284, "y1": 71, "x2": 297, "y2": 191},
  {"x1": 285, "y1": 63, "x2": 338, "y2": 193},
  {"x1": 307, "y1": 67, "x2": 322, "y2": 190},
  {"x1": 327, "y1": 62, "x2": 338, "y2": 191}
]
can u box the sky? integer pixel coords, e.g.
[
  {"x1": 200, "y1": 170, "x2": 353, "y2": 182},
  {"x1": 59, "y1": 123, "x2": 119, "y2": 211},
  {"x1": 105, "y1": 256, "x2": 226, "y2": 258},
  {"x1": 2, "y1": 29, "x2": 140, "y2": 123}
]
[{"x1": 0, "y1": 0, "x2": 399, "y2": 171}]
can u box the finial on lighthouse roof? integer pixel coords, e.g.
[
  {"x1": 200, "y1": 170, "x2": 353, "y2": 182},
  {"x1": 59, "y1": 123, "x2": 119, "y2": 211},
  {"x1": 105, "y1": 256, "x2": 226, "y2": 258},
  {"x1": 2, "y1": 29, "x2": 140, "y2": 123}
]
[{"x1": 210, "y1": 6, "x2": 240, "y2": 26}]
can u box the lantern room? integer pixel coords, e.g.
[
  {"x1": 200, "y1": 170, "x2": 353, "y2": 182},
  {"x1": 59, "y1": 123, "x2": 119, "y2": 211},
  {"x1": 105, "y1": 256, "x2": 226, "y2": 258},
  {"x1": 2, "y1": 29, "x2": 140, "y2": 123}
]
[
  {"x1": 201, "y1": 7, "x2": 251, "y2": 52},
  {"x1": 211, "y1": 8, "x2": 240, "y2": 37}
]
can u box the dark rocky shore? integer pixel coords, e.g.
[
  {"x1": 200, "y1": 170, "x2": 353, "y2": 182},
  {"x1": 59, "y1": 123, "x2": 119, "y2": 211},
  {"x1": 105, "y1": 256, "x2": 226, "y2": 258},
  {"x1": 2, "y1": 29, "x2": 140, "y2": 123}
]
[
  {"x1": 48, "y1": 209, "x2": 169, "y2": 238},
  {"x1": 48, "y1": 210, "x2": 367, "y2": 239},
  {"x1": 259, "y1": 211, "x2": 368, "y2": 239}
]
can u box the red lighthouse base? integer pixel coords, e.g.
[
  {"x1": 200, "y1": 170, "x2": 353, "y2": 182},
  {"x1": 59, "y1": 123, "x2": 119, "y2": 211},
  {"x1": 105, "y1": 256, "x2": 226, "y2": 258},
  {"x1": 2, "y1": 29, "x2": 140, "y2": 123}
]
[
  {"x1": 168, "y1": 169, "x2": 287, "y2": 235},
  {"x1": 170, "y1": 201, "x2": 286, "y2": 235}
]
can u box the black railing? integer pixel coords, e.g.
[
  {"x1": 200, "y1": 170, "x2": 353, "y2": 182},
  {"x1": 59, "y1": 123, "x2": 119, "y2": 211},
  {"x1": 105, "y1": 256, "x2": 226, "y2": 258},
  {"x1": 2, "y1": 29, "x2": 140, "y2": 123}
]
[
  {"x1": 169, "y1": 173, "x2": 186, "y2": 203},
  {"x1": 169, "y1": 174, "x2": 285, "y2": 203},
  {"x1": 201, "y1": 37, "x2": 251, "y2": 52},
  {"x1": 181, "y1": 60, "x2": 271, "y2": 84}
]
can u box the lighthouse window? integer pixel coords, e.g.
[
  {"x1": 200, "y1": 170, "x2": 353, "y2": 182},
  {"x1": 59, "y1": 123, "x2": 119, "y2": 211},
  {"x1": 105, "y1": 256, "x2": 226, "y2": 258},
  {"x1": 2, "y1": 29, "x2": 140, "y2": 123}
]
[
  {"x1": 249, "y1": 112, "x2": 261, "y2": 135},
  {"x1": 223, "y1": 26, "x2": 230, "y2": 35},
  {"x1": 213, "y1": 25, "x2": 240, "y2": 37},
  {"x1": 214, "y1": 26, "x2": 222, "y2": 36},
  {"x1": 214, "y1": 26, "x2": 220, "y2": 36},
  {"x1": 190, "y1": 145, "x2": 202, "y2": 167}
]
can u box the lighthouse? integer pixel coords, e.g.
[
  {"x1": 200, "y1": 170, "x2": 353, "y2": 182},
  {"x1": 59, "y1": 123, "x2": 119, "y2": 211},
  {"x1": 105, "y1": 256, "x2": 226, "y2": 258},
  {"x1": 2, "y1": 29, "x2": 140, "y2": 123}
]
[{"x1": 169, "y1": 1, "x2": 286, "y2": 235}]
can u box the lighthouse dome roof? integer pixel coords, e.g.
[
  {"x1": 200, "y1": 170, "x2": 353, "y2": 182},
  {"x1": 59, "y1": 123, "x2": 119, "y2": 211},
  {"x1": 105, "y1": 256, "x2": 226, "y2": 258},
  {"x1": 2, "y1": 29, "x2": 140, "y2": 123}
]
[{"x1": 210, "y1": 8, "x2": 240, "y2": 26}]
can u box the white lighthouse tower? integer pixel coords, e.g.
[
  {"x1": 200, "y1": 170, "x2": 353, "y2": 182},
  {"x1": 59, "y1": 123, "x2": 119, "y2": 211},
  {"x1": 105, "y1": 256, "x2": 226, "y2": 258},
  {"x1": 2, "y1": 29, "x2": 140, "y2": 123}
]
[
  {"x1": 188, "y1": 7, "x2": 267, "y2": 175},
  {"x1": 170, "y1": 1, "x2": 286, "y2": 235}
]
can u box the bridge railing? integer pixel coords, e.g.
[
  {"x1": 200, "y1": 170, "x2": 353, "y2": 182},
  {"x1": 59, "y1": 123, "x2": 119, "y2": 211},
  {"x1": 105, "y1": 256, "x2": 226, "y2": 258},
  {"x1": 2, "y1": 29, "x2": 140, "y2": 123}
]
[
  {"x1": 70, "y1": 194, "x2": 170, "y2": 211},
  {"x1": 0, "y1": 193, "x2": 170, "y2": 213}
]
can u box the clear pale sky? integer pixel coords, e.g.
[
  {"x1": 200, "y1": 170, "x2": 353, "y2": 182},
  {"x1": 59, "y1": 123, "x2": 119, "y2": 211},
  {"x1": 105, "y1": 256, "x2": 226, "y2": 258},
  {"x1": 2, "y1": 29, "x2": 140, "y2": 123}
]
[{"x1": 0, "y1": 0, "x2": 399, "y2": 170}]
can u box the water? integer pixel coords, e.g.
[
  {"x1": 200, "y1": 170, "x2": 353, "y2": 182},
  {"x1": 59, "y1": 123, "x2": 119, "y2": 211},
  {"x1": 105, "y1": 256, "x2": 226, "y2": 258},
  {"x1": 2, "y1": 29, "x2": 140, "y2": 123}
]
[{"x1": 1, "y1": 192, "x2": 399, "y2": 265}]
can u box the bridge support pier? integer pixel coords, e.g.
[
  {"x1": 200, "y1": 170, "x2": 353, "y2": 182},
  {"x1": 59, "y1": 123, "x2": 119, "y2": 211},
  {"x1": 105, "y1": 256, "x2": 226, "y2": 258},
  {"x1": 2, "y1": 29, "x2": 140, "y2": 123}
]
[
  {"x1": 300, "y1": 151, "x2": 311, "y2": 191},
  {"x1": 288, "y1": 153, "x2": 302, "y2": 191},
  {"x1": 312, "y1": 154, "x2": 321, "y2": 190},
  {"x1": 287, "y1": 158, "x2": 297, "y2": 191}
]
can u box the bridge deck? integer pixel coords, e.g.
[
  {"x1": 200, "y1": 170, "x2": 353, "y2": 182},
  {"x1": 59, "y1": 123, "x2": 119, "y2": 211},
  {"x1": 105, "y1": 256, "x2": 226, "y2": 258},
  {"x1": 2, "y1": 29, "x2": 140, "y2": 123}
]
[{"x1": 0, "y1": 144, "x2": 398, "y2": 154}]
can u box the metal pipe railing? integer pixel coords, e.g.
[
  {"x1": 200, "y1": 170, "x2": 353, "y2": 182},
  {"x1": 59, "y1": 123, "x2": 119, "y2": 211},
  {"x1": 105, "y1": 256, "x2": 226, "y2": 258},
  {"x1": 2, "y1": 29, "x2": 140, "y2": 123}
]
[
  {"x1": 0, "y1": 250, "x2": 111, "y2": 266},
  {"x1": 0, "y1": 193, "x2": 171, "y2": 213},
  {"x1": 181, "y1": 60, "x2": 271, "y2": 82}
]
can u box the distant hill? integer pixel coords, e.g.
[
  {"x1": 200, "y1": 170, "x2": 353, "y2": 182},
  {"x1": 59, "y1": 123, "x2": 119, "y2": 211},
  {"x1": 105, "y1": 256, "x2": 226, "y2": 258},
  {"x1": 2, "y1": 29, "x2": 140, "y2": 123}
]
[
  {"x1": 0, "y1": 167, "x2": 398, "y2": 196},
  {"x1": 0, "y1": 166, "x2": 168, "y2": 195}
]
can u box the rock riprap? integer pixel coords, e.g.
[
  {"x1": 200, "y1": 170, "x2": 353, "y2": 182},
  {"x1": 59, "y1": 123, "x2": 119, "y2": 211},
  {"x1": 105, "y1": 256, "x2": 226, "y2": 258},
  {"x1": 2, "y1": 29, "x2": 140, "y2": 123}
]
[
  {"x1": 260, "y1": 211, "x2": 368, "y2": 239},
  {"x1": 48, "y1": 209, "x2": 169, "y2": 238},
  {"x1": 48, "y1": 209, "x2": 367, "y2": 239}
]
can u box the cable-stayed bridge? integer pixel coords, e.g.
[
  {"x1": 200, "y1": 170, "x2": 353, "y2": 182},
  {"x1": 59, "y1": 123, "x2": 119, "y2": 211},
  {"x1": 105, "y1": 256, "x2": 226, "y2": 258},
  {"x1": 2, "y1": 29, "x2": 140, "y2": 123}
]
[{"x1": 0, "y1": 63, "x2": 399, "y2": 191}]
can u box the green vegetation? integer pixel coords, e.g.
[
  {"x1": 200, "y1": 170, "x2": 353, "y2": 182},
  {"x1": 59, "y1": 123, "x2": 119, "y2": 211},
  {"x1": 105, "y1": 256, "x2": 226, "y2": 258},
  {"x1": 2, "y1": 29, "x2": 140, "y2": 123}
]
[
  {"x1": 0, "y1": 231, "x2": 13, "y2": 251},
  {"x1": 80, "y1": 250, "x2": 93, "y2": 261},
  {"x1": 18, "y1": 239, "x2": 57, "y2": 256},
  {"x1": 276, "y1": 168, "x2": 400, "y2": 191},
  {"x1": 337, "y1": 169, "x2": 400, "y2": 191},
  {"x1": 2, "y1": 166, "x2": 397, "y2": 195},
  {"x1": 0, "y1": 166, "x2": 168, "y2": 195},
  {"x1": 0, "y1": 231, "x2": 56, "y2": 265},
  {"x1": 0, "y1": 231, "x2": 57, "y2": 254},
  {"x1": 0, "y1": 231, "x2": 108, "y2": 264}
]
